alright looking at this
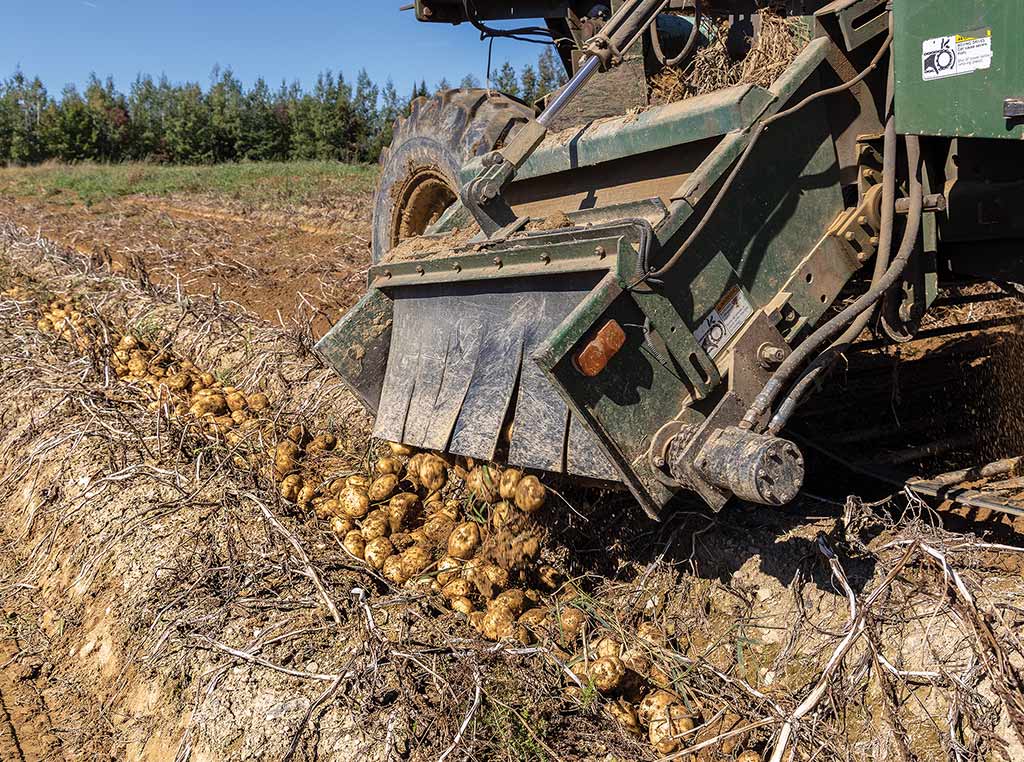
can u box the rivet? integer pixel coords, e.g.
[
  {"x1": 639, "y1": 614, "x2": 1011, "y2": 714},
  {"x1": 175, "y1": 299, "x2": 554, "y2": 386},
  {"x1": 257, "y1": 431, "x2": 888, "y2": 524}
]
[
  {"x1": 595, "y1": 245, "x2": 606, "y2": 258},
  {"x1": 415, "y1": 265, "x2": 425, "y2": 275},
  {"x1": 493, "y1": 256, "x2": 503, "y2": 268},
  {"x1": 383, "y1": 269, "x2": 392, "y2": 278},
  {"x1": 452, "y1": 262, "x2": 462, "y2": 272},
  {"x1": 541, "y1": 253, "x2": 551, "y2": 264}
]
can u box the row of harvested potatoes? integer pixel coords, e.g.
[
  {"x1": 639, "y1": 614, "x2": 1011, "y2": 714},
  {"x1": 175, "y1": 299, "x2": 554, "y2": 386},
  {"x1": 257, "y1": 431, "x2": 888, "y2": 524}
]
[{"x1": 28, "y1": 294, "x2": 764, "y2": 758}]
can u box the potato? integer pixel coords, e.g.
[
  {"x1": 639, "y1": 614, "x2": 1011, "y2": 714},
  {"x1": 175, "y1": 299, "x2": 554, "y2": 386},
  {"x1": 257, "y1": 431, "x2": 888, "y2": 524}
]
[
  {"x1": 363, "y1": 537, "x2": 394, "y2": 570},
  {"x1": 558, "y1": 607, "x2": 587, "y2": 644},
  {"x1": 368, "y1": 474, "x2": 399, "y2": 502},
  {"x1": 388, "y1": 441, "x2": 415, "y2": 457},
  {"x1": 199, "y1": 372, "x2": 217, "y2": 388},
  {"x1": 481, "y1": 606, "x2": 516, "y2": 641},
  {"x1": 518, "y1": 607, "x2": 549, "y2": 628},
  {"x1": 329, "y1": 515, "x2": 354, "y2": 535},
  {"x1": 606, "y1": 698, "x2": 643, "y2": 736},
  {"x1": 436, "y1": 556, "x2": 462, "y2": 586},
  {"x1": 230, "y1": 409, "x2": 249, "y2": 425},
  {"x1": 638, "y1": 690, "x2": 677, "y2": 727},
  {"x1": 287, "y1": 424, "x2": 310, "y2": 445},
  {"x1": 382, "y1": 555, "x2": 409, "y2": 585},
  {"x1": 648, "y1": 703, "x2": 695, "y2": 754},
  {"x1": 343, "y1": 530, "x2": 366, "y2": 560},
  {"x1": 735, "y1": 752, "x2": 762, "y2": 762},
  {"x1": 423, "y1": 514, "x2": 455, "y2": 543},
  {"x1": 339, "y1": 487, "x2": 370, "y2": 519},
  {"x1": 165, "y1": 373, "x2": 190, "y2": 392},
  {"x1": 466, "y1": 465, "x2": 500, "y2": 504},
  {"x1": 594, "y1": 635, "x2": 622, "y2": 659},
  {"x1": 442, "y1": 578, "x2": 473, "y2": 600},
  {"x1": 447, "y1": 521, "x2": 480, "y2": 560},
  {"x1": 637, "y1": 622, "x2": 667, "y2": 649},
  {"x1": 376, "y1": 456, "x2": 404, "y2": 476},
  {"x1": 469, "y1": 611, "x2": 486, "y2": 633},
  {"x1": 418, "y1": 455, "x2": 448, "y2": 492},
  {"x1": 514, "y1": 475, "x2": 546, "y2": 513},
  {"x1": 225, "y1": 391, "x2": 247, "y2": 412},
  {"x1": 450, "y1": 596, "x2": 474, "y2": 616},
  {"x1": 590, "y1": 656, "x2": 626, "y2": 693},
  {"x1": 117, "y1": 334, "x2": 138, "y2": 350},
  {"x1": 247, "y1": 392, "x2": 270, "y2": 411},
  {"x1": 404, "y1": 452, "x2": 426, "y2": 483},
  {"x1": 401, "y1": 545, "x2": 432, "y2": 577},
  {"x1": 491, "y1": 501, "x2": 521, "y2": 530},
  {"x1": 272, "y1": 440, "x2": 302, "y2": 479},
  {"x1": 280, "y1": 474, "x2": 303, "y2": 502},
  {"x1": 493, "y1": 467, "x2": 521, "y2": 499},
  {"x1": 361, "y1": 510, "x2": 390, "y2": 541},
  {"x1": 621, "y1": 648, "x2": 651, "y2": 676},
  {"x1": 535, "y1": 564, "x2": 564, "y2": 592},
  {"x1": 388, "y1": 493, "x2": 421, "y2": 533},
  {"x1": 492, "y1": 589, "x2": 528, "y2": 617},
  {"x1": 307, "y1": 433, "x2": 337, "y2": 454},
  {"x1": 297, "y1": 484, "x2": 317, "y2": 507},
  {"x1": 346, "y1": 474, "x2": 371, "y2": 491},
  {"x1": 470, "y1": 563, "x2": 509, "y2": 599}
]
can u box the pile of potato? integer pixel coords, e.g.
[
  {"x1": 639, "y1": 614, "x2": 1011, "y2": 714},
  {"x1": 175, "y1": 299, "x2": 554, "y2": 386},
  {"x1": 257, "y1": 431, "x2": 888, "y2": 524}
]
[{"x1": 35, "y1": 298, "x2": 105, "y2": 352}]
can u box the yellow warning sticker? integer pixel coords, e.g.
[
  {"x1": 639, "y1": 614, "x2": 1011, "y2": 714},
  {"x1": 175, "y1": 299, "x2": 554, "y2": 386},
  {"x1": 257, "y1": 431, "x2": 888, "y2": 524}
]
[{"x1": 923, "y1": 30, "x2": 993, "y2": 81}]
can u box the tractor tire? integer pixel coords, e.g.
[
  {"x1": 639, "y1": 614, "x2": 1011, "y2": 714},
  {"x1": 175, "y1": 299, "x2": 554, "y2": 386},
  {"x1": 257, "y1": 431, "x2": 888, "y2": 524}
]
[{"x1": 371, "y1": 89, "x2": 535, "y2": 263}]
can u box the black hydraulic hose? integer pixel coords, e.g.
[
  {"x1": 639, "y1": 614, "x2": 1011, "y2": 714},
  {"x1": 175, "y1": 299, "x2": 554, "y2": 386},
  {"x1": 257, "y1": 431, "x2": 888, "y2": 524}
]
[
  {"x1": 642, "y1": 27, "x2": 893, "y2": 284},
  {"x1": 649, "y1": 0, "x2": 703, "y2": 67},
  {"x1": 766, "y1": 46, "x2": 899, "y2": 435},
  {"x1": 743, "y1": 133, "x2": 924, "y2": 432}
]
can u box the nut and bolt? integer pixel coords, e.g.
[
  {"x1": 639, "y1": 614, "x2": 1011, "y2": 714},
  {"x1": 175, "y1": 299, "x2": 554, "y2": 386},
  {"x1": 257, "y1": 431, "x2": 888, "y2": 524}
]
[
  {"x1": 595, "y1": 245, "x2": 607, "y2": 258},
  {"x1": 758, "y1": 343, "x2": 787, "y2": 369},
  {"x1": 493, "y1": 256, "x2": 503, "y2": 268},
  {"x1": 415, "y1": 265, "x2": 425, "y2": 275},
  {"x1": 452, "y1": 262, "x2": 462, "y2": 272},
  {"x1": 540, "y1": 253, "x2": 551, "y2": 264}
]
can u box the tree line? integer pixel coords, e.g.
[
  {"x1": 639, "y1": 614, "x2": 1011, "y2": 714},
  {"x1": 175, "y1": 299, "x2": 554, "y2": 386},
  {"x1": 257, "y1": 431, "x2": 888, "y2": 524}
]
[{"x1": 0, "y1": 49, "x2": 565, "y2": 167}]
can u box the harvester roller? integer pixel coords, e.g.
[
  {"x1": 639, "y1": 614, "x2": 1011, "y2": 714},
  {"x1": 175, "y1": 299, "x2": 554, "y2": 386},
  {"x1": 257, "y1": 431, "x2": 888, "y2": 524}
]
[{"x1": 319, "y1": 0, "x2": 1024, "y2": 519}]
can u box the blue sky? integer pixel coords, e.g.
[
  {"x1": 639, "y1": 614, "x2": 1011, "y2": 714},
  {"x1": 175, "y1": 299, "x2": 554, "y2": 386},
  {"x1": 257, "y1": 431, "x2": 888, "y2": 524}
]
[{"x1": 3, "y1": 1, "x2": 544, "y2": 98}]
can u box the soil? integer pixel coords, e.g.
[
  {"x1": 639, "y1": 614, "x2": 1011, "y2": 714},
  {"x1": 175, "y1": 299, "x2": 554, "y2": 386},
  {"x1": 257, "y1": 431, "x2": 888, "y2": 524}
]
[{"x1": 0, "y1": 192, "x2": 372, "y2": 338}]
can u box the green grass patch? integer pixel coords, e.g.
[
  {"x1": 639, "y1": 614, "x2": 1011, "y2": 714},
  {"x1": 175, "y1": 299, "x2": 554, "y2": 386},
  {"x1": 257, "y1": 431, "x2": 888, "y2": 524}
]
[{"x1": 0, "y1": 161, "x2": 378, "y2": 208}]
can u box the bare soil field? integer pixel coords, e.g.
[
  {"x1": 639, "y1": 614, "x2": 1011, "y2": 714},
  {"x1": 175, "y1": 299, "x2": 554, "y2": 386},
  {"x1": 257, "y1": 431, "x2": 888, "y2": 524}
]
[{"x1": 2, "y1": 174, "x2": 1024, "y2": 761}]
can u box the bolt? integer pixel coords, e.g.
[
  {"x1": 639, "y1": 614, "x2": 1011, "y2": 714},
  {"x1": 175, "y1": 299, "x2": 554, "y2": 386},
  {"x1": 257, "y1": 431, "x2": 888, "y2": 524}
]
[
  {"x1": 857, "y1": 251, "x2": 871, "y2": 263},
  {"x1": 595, "y1": 245, "x2": 607, "y2": 258},
  {"x1": 844, "y1": 231, "x2": 855, "y2": 241},
  {"x1": 452, "y1": 262, "x2": 462, "y2": 272},
  {"x1": 493, "y1": 256, "x2": 503, "y2": 268},
  {"x1": 541, "y1": 253, "x2": 551, "y2": 264},
  {"x1": 420, "y1": 4, "x2": 433, "y2": 17},
  {"x1": 383, "y1": 269, "x2": 392, "y2": 278},
  {"x1": 862, "y1": 169, "x2": 873, "y2": 179},
  {"x1": 869, "y1": 236, "x2": 879, "y2": 246},
  {"x1": 758, "y1": 468, "x2": 768, "y2": 479},
  {"x1": 653, "y1": 455, "x2": 665, "y2": 468},
  {"x1": 415, "y1": 265, "x2": 425, "y2": 275},
  {"x1": 857, "y1": 215, "x2": 868, "y2": 226}
]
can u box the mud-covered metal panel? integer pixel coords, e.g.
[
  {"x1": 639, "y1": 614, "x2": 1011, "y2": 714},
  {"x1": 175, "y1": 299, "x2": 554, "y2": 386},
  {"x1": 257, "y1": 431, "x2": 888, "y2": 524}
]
[{"x1": 314, "y1": 288, "x2": 393, "y2": 415}]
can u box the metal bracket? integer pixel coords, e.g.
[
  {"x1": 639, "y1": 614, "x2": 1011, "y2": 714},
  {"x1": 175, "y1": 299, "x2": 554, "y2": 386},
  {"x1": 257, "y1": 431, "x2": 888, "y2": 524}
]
[{"x1": 815, "y1": 0, "x2": 888, "y2": 52}]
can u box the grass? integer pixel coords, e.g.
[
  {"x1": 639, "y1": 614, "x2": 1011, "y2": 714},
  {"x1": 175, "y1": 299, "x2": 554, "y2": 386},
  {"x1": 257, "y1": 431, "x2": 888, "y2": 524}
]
[{"x1": 0, "y1": 160, "x2": 379, "y2": 208}]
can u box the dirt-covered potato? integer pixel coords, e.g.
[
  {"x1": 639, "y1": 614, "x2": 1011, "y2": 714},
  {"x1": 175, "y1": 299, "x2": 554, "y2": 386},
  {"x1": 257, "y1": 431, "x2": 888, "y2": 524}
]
[
  {"x1": 225, "y1": 391, "x2": 248, "y2": 412},
  {"x1": 364, "y1": 537, "x2": 394, "y2": 570},
  {"x1": 297, "y1": 484, "x2": 317, "y2": 507},
  {"x1": 376, "y1": 456, "x2": 404, "y2": 476},
  {"x1": 247, "y1": 392, "x2": 270, "y2": 411},
  {"x1": 199, "y1": 372, "x2": 217, "y2": 388},
  {"x1": 535, "y1": 564, "x2": 564, "y2": 592},
  {"x1": 191, "y1": 393, "x2": 229, "y2": 418},
  {"x1": 165, "y1": 373, "x2": 190, "y2": 392},
  {"x1": 638, "y1": 690, "x2": 677, "y2": 727},
  {"x1": 498, "y1": 468, "x2": 523, "y2": 501},
  {"x1": 388, "y1": 441, "x2": 415, "y2": 457},
  {"x1": 230, "y1": 409, "x2": 249, "y2": 425},
  {"x1": 648, "y1": 703, "x2": 695, "y2": 754},
  {"x1": 343, "y1": 530, "x2": 366, "y2": 560},
  {"x1": 558, "y1": 607, "x2": 587, "y2": 644},
  {"x1": 273, "y1": 440, "x2": 302, "y2": 480},
  {"x1": 518, "y1": 606, "x2": 549, "y2": 628},
  {"x1": 481, "y1": 606, "x2": 516, "y2": 640},
  {"x1": 287, "y1": 424, "x2": 310, "y2": 445},
  {"x1": 422, "y1": 514, "x2": 455, "y2": 544},
  {"x1": 621, "y1": 648, "x2": 651, "y2": 676},
  {"x1": 401, "y1": 545, "x2": 432, "y2": 577},
  {"x1": 382, "y1": 555, "x2": 409, "y2": 585},
  {"x1": 404, "y1": 452, "x2": 426, "y2": 483},
  {"x1": 329, "y1": 515, "x2": 354, "y2": 535},
  {"x1": 368, "y1": 474, "x2": 399, "y2": 502},
  {"x1": 492, "y1": 588, "x2": 528, "y2": 617},
  {"x1": 361, "y1": 512, "x2": 390, "y2": 541},
  {"x1": 436, "y1": 556, "x2": 462, "y2": 586},
  {"x1": 418, "y1": 455, "x2": 448, "y2": 492},
  {"x1": 346, "y1": 474, "x2": 371, "y2": 491},
  {"x1": 735, "y1": 751, "x2": 761, "y2": 762},
  {"x1": 450, "y1": 596, "x2": 474, "y2": 616},
  {"x1": 447, "y1": 521, "x2": 480, "y2": 560},
  {"x1": 637, "y1": 621, "x2": 667, "y2": 648},
  {"x1": 491, "y1": 501, "x2": 521, "y2": 530},
  {"x1": 470, "y1": 563, "x2": 509, "y2": 599},
  {"x1": 339, "y1": 487, "x2": 371, "y2": 519},
  {"x1": 469, "y1": 611, "x2": 486, "y2": 633},
  {"x1": 606, "y1": 698, "x2": 643, "y2": 736},
  {"x1": 594, "y1": 635, "x2": 623, "y2": 659},
  {"x1": 307, "y1": 433, "x2": 337, "y2": 455},
  {"x1": 514, "y1": 475, "x2": 546, "y2": 513},
  {"x1": 280, "y1": 474, "x2": 303, "y2": 502},
  {"x1": 388, "y1": 493, "x2": 421, "y2": 533},
  {"x1": 442, "y1": 578, "x2": 473, "y2": 600},
  {"x1": 466, "y1": 465, "x2": 501, "y2": 504},
  {"x1": 590, "y1": 656, "x2": 626, "y2": 693}
]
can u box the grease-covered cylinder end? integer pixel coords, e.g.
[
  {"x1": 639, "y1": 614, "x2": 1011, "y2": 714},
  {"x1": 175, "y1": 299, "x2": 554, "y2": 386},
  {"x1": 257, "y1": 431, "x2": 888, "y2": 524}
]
[{"x1": 693, "y1": 427, "x2": 804, "y2": 505}]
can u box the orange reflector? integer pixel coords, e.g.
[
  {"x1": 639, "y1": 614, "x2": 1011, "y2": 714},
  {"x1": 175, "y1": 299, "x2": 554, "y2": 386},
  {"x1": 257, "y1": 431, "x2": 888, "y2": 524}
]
[{"x1": 575, "y1": 319, "x2": 627, "y2": 377}]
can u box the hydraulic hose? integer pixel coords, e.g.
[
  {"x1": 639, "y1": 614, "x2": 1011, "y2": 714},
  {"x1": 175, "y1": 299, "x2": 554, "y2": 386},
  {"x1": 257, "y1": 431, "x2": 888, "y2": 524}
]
[
  {"x1": 649, "y1": 0, "x2": 703, "y2": 67},
  {"x1": 643, "y1": 27, "x2": 893, "y2": 283},
  {"x1": 743, "y1": 132, "x2": 923, "y2": 432},
  {"x1": 766, "y1": 44, "x2": 899, "y2": 435}
]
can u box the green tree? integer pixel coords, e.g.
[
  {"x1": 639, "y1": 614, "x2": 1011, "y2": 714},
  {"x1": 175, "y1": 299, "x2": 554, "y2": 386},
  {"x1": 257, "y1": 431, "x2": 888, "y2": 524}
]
[
  {"x1": 208, "y1": 66, "x2": 244, "y2": 162},
  {"x1": 493, "y1": 61, "x2": 520, "y2": 97},
  {"x1": 41, "y1": 84, "x2": 102, "y2": 161},
  {"x1": 4, "y1": 71, "x2": 49, "y2": 165},
  {"x1": 459, "y1": 73, "x2": 480, "y2": 89},
  {"x1": 519, "y1": 64, "x2": 539, "y2": 104},
  {"x1": 238, "y1": 77, "x2": 289, "y2": 160},
  {"x1": 537, "y1": 47, "x2": 566, "y2": 95},
  {"x1": 166, "y1": 82, "x2": 213, "y2": 163}
]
